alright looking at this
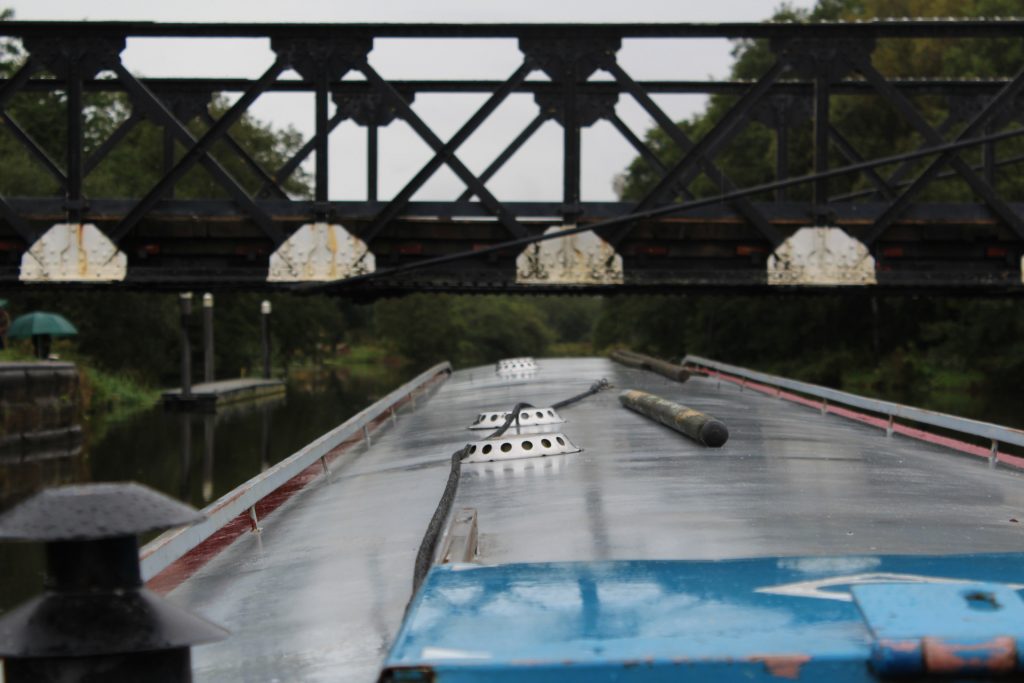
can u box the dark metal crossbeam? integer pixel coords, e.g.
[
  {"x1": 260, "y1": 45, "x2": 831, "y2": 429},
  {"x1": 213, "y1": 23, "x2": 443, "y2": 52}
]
[
  {"x1": 6, "y1": 20, "x2": 1024, "y2": 39},
  {"x1": 0, "y1": 112, "x2": 67, "y2": 189},
  {"x1": 7, "y1": 77, "x2": 1022, "y2": 97},
  {"x1": 0, "y1": 58, "x2": 38, "y2": 109}
]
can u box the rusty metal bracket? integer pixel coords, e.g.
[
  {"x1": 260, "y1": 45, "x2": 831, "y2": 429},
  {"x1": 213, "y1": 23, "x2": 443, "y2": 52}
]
[{"x1": 852, "y1": 582, "x2": 1024, "y2": 677}]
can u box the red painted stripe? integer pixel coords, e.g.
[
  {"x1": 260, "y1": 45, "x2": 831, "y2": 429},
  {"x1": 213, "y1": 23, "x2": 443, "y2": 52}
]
[
  {"x1": 146, "y1": 371, "x2": 447, "y2": 595},
  {"x1": 694, "y1": 367, "x2": 1021, "y2": 471},
  {"x1": 147, "y1": 435, "x2": 360, "y2": 595}
]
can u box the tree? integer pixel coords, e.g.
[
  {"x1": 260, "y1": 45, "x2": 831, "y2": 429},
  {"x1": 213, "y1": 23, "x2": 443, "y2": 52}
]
[
  {"x1": 604, "y1": 0, "x2": 1024, "y2": 398},
  {"x1": 373, "y1": 294, "x2": 554, "y2": 370}
]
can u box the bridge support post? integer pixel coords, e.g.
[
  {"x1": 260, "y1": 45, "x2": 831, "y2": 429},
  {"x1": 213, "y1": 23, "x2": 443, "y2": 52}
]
[
  {"x1": 203, "y1": 413, "x2": 215, "y2": 503},
  {"x1": 519, "y1": 36, "x2": 621, "y2": 225},
  {"x1": 333, "y1": 89, "x2": 409, "y2": 203},
  {"x1": 770, "y1": 36, "x2": 874, "y2": 225}
]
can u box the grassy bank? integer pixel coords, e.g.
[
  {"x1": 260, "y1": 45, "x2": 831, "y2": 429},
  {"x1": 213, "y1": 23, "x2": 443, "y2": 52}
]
[
  {"x1": 322, "y1": 343, "x2": 406, "y2": 376},
  {"x1": 77, "y1": 365, "x2": 161, "y2": 421},
  {"x1": 0, "y1": 346, "x2": 160, "y2": 425}
]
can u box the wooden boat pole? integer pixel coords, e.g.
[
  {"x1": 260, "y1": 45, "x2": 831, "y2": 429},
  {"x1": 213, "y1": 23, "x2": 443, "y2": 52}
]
[
  {"x1": 610, "y1": 349, "x2": 691, "y2": 383},
  {"x1": 619, "y1": 389, "x2": 729, "y2": 447}
]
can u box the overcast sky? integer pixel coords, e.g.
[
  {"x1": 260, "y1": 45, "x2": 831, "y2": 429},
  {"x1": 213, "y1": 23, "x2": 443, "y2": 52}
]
[{"x1": 5, "y1": 0, "x2": 816, "y2": 203}]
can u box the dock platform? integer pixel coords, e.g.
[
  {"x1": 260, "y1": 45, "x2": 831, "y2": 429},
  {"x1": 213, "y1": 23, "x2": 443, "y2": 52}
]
[{"x1": 162, "y1": 378, "x2": 286, "y2": 412}]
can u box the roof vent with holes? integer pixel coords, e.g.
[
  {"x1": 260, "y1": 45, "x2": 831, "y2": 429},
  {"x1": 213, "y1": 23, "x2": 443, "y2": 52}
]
[
  {"x1": 468, "y1": 407, "x2": 565, "y2": 430},
  {"x1": 496, "y1": 357, "x2": 538, "y2": 375},
  {"x1": 464, "y1": 433, "x2": 581, "y2": 463}
]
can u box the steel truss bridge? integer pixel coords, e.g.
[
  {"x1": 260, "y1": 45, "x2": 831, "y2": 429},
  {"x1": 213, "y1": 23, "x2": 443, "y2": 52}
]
[{"x1": 3, "y1": 20, "x2": 1024, "y2": 295}]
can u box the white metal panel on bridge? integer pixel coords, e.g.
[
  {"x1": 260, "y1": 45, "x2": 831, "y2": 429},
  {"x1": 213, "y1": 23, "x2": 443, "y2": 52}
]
[
  {"x1": 516, "y1": 226, "x2": 623, "y2": 285},
  {"x1": 19, "y1": 223, "x2": 127, "y2": 283},
  {"x1": 267, "y1": 222, "x2": 375, "y2": 282},
  {"x1": 768, "y1": 226, "x2": 876, "y2": 286}
]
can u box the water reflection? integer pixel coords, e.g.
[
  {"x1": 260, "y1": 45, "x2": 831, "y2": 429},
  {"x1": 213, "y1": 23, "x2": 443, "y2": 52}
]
[
  {"x1": 172, "y1": 397, "x2": 283, "y2": 506},
  {"x1": 0, "y1": 429, "x2": 85, "y2": 505},
  {"x1": 0, "y1": 364, "x2": 414, "y2": 613}
]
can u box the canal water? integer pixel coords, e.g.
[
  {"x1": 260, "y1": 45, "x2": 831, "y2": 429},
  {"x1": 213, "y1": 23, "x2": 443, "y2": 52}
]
[{"x1": 0, "y1": 364, "x2": 415, "y2": 614}]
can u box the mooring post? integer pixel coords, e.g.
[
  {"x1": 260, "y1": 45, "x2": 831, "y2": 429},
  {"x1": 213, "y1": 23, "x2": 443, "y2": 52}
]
[
  {"x1": 179, "y1": 292, "x2": 193, "y2": 399},
  {"x1": 260, "y1": 402, "x2": 272, "y2": 472},
  {"x1": 179, "y1": 413, "x2": 192, "y2": 500},
  {"x1": 260, "y1": 300, "x2": 272, "y2": 379},
  {"x1": 202, "y1": 292, "x2": 215, "y2": 383},
  {"x1": 203, "y1": 413, "x2": 215, "y2": 503}
]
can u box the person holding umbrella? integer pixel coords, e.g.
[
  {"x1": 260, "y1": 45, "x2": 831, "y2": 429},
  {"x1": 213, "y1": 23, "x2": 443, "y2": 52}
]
[{"x1": 7, "y1": 311, "x2": 78, "y2": 359}]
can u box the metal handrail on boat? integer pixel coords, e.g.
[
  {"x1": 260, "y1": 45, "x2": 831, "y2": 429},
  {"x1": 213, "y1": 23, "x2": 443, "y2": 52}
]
[
  {"x1": 683, "y1": 355, "x2": 1024, "y2": 454},
  {"x1": 139, "y1": 361, "x2": 453, "y2": 582}
]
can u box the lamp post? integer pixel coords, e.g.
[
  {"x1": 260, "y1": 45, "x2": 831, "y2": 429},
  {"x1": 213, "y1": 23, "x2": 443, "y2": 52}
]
[
  {"x1": 260, "y1": 300, "x2": 272, "y2": 380},
  {"x1": 202, "y1": 293, "x2": 214, "y2": 383}
]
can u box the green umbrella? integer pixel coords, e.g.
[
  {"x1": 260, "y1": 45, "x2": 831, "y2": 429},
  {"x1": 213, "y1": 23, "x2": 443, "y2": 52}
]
[{"x1": 7, "y1": 312, "x2": 78, "y2": 339}]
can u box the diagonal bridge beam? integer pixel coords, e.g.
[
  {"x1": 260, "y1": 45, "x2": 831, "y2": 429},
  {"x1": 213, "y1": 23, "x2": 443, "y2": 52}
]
[
  {"x1": 358, "y1": 60, "x2": 535, "y2": 245},
  {"x1": 605, "y1": 62, "x2": 775, "y2": 242},
  {"x1": 110, "y1": 59, "x2": 289, "y2": 245},
  {"x1": 604, "y1": 59, "x2": 789, "y2": 248},
  {"x1": 855, "y1": 56, "x2": 1024, "y2": 245},
  {"x1": 0, "y1": 58, "x2": 42, "y2": 243}
]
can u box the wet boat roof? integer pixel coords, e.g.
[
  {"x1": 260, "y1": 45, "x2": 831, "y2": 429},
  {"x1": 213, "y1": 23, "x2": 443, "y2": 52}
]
[{"x1": 165, "y1": 357, "x2": 1024, "y2": 682}]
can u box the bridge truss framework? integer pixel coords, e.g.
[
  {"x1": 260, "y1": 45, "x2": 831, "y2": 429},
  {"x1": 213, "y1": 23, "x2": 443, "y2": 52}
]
[{"x1": 2, "y1": 20, "x2": 1024, "y2": 294}]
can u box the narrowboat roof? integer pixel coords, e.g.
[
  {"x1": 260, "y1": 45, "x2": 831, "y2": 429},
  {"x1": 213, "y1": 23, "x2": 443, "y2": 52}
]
[{"x1": 153, "y1": 357, "x2": 1024, "y2": 682}]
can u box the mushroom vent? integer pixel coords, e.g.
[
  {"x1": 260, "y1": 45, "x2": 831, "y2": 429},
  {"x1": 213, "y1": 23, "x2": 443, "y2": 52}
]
[
  {"x1": 0, "y1": 482, "x2": 204, "y2": 541},
  {"x1": 0, "y1": 482, "x2": 226, "y2": 682},
  {"x1": 469, "y1": 407, "x2": 565, "y2": 430},
  {"x1": 496, "y1": 357, "x2": 538, "y2": 375},
  {"x1": 464, "y1": 433, "x2": 581, "y2": 463}
]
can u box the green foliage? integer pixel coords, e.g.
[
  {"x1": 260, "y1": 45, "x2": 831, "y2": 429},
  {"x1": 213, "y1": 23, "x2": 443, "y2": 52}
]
[
  {"x1": 77, "y1": 363, "x2": 160, "y2": 420},
  {"x1": 373, "y1": 294, "x2": 554, "y2": 370}
]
